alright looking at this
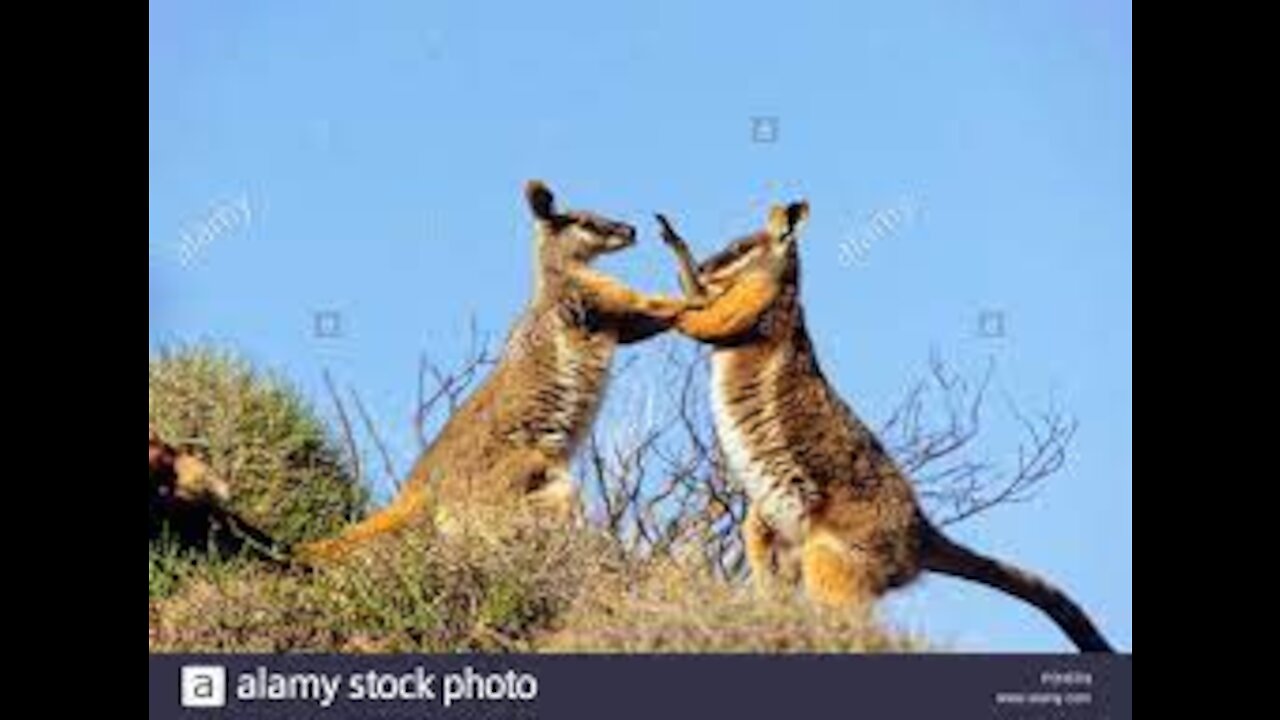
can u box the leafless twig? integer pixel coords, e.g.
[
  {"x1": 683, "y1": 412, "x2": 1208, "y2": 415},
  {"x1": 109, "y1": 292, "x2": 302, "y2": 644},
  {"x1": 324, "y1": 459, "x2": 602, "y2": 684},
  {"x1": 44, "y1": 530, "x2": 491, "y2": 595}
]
[
  {"x1": 348, "y1": 384, "x2": 399, "y2": 492},
  {"x1": 329, "y1": 322, "x2": 1074, "y2": 575},
  {"x1": 322, "y1": 368, "x2": 362, "y2": 487},
  {"x1": 415, "y1": 319, "x2": 498, "y2": 447}
]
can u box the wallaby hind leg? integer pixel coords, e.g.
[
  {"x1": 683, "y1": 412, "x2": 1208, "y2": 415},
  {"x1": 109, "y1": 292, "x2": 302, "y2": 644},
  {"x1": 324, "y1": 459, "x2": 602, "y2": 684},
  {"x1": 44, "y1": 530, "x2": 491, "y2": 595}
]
[
  {"x1": 526, "y1": 465, "x2": 582, "y2": 526},
  {"x1": 801, "y1": 529, "x2": 876, "y2": 610},
  {"x1": 744, "y1": 504, "x2": 799, "y2": 600}
]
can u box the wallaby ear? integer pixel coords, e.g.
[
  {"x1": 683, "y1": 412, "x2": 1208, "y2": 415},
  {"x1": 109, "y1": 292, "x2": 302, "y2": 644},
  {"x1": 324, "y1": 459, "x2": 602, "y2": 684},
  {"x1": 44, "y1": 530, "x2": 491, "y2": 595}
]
[
  {"x1": 525, "y1": 180, "x2": 557, "y2": 220},
  {"x1": 786, "y1": 201, "x2": 810, "y2": 233},
  {"x1": 767, "y1": 200, "x2": 809, "y2": 240}
]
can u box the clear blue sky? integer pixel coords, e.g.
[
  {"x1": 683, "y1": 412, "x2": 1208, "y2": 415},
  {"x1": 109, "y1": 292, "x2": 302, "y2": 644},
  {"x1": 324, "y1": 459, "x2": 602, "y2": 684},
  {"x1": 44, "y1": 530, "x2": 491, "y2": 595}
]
[{"x1": 149, "y1": 0, "x2": 1131, "y2": 651}]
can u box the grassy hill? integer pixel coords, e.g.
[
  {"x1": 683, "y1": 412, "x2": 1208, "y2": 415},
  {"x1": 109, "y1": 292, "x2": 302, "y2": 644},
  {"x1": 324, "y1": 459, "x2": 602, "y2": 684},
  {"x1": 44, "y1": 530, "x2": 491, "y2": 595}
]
[{"x1": 147, "y1": 346, "x2": 921, "y2": 653}]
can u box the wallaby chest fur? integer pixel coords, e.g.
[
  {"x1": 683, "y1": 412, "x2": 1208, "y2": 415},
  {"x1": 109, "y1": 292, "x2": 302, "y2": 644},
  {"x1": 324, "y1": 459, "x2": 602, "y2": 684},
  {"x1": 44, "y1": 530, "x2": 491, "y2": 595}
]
[
  {"x1": 407, "y1": 273, "x2": 621, "y2": 508},
  {"x1": 707, "y1": 287, "x2": 923, "y2": 590}
]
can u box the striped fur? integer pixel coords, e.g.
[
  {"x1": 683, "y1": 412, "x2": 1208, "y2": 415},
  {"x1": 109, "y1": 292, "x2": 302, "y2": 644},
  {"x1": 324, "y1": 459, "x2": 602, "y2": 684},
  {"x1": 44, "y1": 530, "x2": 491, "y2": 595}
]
[
  {"x1": 664, "y1": 203, "x2": 1113, "y2": 652},
  {"x1": 295, "y1": 181, "x2": 688, "y2": 563}
]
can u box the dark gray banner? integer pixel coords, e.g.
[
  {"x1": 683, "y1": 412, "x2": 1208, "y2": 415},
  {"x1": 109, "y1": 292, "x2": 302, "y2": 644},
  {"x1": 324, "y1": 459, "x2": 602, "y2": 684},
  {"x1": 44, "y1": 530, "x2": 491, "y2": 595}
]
[{"x1": 150, "y1": 653, "x2": 1132, "y2": 719}]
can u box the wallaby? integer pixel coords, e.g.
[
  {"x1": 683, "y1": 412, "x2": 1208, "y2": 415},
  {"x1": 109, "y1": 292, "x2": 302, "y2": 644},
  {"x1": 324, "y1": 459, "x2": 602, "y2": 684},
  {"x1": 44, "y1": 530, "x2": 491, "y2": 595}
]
[
  {"x1": 294, "y1": 181, "x2": 695, "y2": 563},
  {"x1": 148, "y1": 428, "x2": 282, "y2": 560},
  {"x1": 655, "y1": 204, "x2": 1114, "y2": 652}
]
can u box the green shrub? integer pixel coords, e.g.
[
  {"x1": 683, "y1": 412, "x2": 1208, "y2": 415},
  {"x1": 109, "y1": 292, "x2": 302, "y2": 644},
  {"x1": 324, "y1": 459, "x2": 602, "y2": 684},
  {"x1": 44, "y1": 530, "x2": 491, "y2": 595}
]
[{"x1": 148, "y1": 345, "x2": 366, "y2": 547}]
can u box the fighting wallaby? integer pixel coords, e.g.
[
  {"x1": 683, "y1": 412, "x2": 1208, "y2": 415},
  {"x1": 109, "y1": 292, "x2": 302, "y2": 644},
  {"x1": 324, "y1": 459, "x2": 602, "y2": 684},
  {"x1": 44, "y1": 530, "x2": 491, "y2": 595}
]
[
  {"x1": 294, "y1": 181, "x2": 694, "y2": 563},
  {"x1": 656, "y1": 204, "x2": 1113, "y2": 652}
]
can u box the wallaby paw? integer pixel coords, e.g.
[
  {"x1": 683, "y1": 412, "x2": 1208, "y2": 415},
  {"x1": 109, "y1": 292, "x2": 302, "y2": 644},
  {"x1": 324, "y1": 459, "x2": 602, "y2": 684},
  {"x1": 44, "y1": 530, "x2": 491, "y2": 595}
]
[
  {"x1": 681, "y1": 295, "x2": 710, "y2": 311},
  {"x1": 644, "y1": 297, "x2": 685, "y2": 319},
  {"x1": 654, "y1": 214, "x2": 687, "y2": 249}
]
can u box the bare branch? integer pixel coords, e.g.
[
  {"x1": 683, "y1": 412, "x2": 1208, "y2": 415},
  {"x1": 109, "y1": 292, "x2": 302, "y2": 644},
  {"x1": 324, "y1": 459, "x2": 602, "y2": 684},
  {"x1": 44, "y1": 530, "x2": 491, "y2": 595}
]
[
  {"x1": 336, "y1": 320, "x2": 1075, "y2": 578},
  {"x1": 415, "y1": 326, "x2": 498, "y2": 441},
  {"x1": 879, "y1": 354, "x2": 1076, "y2": 527},
  {"x1": 322, "y1": 368, "x2": 362, "y2": 488},
  {"x1": 347, "y1": 384, "x2": 399, "y2": 492}
]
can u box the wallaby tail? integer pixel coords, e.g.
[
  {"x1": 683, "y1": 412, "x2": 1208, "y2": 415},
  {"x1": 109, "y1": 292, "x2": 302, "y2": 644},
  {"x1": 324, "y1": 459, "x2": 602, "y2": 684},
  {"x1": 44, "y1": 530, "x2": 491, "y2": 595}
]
[
  {"x1": 919, "y1": 525, "x2": 1114, "y2": 653},
  {"x1": 290, "y1": 483, "x2": 438, "y2": 566}
]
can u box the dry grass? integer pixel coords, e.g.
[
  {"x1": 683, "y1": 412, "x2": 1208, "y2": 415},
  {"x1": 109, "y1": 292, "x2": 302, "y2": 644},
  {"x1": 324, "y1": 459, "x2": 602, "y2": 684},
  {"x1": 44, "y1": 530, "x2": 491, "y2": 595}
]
[
  {"x1": 151, "y1": 513, "x2": 612, "y2": 652},
  {"x1": 543, "y1": 552, "x2": 923, "y2": 653},
  {"x1": 150, "y1": 511, "x2": 922, "y2": 653}
]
